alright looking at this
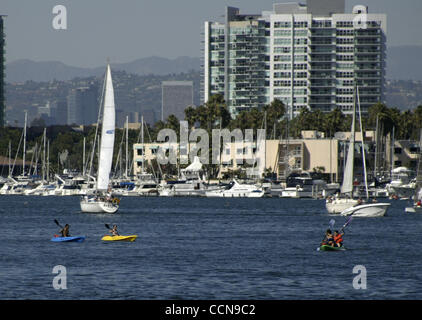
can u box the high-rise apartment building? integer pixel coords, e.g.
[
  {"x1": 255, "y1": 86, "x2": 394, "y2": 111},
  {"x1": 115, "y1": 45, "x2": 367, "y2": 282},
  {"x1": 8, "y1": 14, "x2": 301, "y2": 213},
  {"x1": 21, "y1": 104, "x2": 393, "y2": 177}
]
[
  {"x1": 0, "y1": 15, "x2": 6, "y2": 127},
  {"x1": 203, "y1": 7, "x2": 270, "y2": 115},
  {"x1": 161, "y1": 81, "x2": 194, "y2": 121},
  {"x1": 52, "y1": 99, "x2": 68, "y2": 125},
  {"x1": 67, "y1": 85, "x2": 99, "y2": 125},
  {"x1": 203, "y1": 0, "x2": 386, "y2": 117}
]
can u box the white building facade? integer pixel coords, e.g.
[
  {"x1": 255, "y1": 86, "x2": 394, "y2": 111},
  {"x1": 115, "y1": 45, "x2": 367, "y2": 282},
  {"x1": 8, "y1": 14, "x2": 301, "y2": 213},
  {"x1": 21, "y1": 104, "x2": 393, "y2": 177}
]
[{"x1": 203, "y1": 0, "x2": 386, "y2": 118}]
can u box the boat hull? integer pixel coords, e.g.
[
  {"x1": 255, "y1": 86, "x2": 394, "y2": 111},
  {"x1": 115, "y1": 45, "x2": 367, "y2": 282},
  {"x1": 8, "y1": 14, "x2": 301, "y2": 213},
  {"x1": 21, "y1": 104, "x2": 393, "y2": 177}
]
[
  {"x1": 340, "y1": 203, "x2": 390, "y2": 217},
  {"x1": 80, "y1": 199, "x2": 119, "y2": 214},
  {"x1": 205, "y1": 191, "x2": 264, "y2": 198},
  {"x1": 319, "y1": 245, "x2": 346, "y2": 251},
  {"x1": 326, "y1": 198, "x2": 358, "y2": 214},
  {"x1": 405, "y1": 206, "x2": 422, "y2": 213}
]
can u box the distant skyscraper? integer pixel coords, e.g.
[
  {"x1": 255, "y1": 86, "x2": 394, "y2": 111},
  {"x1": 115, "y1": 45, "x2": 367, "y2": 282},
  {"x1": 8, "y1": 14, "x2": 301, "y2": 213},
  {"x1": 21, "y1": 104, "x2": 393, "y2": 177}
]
[
  {"x1": 203, "y1": 0, "x2": 386, "y2": 117},
  {"x1": 0, "y1": 15, "x2": 6, "y2": 127},
  {"x1": 67, "y1": 84, "x2": 99, "y2": 125},
  {"x1": 53, "y1": 99, "x2": 68, "y2": 125},
  {"x1": 161, "y1": 81, "x2": 194, "y2": 121}
]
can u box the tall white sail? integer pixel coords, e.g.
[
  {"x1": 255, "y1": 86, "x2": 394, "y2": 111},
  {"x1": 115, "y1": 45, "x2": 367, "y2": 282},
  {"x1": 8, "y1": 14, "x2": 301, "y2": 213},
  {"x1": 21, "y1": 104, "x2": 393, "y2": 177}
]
[
  {"x1": 341, "y1": 92, "x2": 356, "y2": 195},
  {"x1": 97, "y1": 65, "x2": 115, "y2": 191}
]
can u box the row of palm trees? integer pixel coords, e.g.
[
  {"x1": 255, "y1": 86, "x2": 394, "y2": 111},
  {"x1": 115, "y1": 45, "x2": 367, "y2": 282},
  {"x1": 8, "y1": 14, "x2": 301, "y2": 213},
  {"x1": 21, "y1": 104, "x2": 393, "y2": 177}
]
[{"x1": 151, "y1": 94, "x2": 422, "y2": 142}]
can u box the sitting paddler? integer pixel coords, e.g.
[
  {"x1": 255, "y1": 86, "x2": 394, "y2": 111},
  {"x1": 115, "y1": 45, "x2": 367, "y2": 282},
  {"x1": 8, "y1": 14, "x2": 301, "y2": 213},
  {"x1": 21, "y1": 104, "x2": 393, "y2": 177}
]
[
  {"x1": 333, "y1": 230, "x2": 344, "y2": 247},
  {"x1": 321, "y1": 229, "x2": 335, "y2": 247},
  {"x1": 109, "y1": 225, "x2": 120, "y2": 236},
  {"x1": 60, "y1": 224, "x2": 71, "y2": 237}
]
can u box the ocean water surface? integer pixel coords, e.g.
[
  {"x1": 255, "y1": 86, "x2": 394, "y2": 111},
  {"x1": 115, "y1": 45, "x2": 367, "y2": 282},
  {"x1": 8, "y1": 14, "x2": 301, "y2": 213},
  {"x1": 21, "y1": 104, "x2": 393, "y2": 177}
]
[{"x1": 0, "y1": 195, "x2": 421, "y2": 299}]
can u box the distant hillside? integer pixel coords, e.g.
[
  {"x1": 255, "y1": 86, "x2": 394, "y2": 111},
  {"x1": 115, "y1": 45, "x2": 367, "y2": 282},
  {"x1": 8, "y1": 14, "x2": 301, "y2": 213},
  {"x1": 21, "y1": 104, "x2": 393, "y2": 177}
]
[
  {"x1": 6, "y1": 45, "x2": 422, "y2": 82},
  {"x1": 6, "y1": 56, "x2": 201, "y2": 83},
  {"x1": 6, "y1": 60, "x2": 100, "y2": 83}
]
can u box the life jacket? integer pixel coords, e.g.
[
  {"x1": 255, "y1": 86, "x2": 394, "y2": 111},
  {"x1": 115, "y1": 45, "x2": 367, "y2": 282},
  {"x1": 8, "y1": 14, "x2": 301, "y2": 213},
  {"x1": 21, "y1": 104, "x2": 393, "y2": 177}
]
[{"x1": 334, "y1": 234, "x2": 343, "y2": 243}]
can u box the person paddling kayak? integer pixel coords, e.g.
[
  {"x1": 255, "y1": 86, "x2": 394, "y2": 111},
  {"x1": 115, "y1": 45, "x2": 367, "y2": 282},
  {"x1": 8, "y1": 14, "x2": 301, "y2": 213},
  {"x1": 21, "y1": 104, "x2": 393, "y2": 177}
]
[
  {"x1": 109, "y1": 225, "x2": 120, "y2": 236},
  {"x1": 333, "y1": 230, "x2": 344, "y2": 247},
  {"x1": 60, "y1": 224, "x2": 71, "y2": 237},
  {"x1": 321, "y1": 229, "x2": 335, "y2": 247}
]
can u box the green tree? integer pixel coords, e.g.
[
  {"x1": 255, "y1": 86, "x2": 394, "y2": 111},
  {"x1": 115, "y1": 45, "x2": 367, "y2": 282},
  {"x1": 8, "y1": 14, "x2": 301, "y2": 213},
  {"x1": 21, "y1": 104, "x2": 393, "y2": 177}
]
[{"x1": 323, "y1": 108, "x2": 344, "y2": 137}]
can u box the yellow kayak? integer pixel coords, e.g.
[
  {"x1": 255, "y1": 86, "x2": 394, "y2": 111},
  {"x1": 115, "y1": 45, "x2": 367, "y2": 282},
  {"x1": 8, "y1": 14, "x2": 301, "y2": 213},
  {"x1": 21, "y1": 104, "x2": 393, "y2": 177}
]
[{"x1": 101, "y1": 235, "x2": 137, "y2": 242}]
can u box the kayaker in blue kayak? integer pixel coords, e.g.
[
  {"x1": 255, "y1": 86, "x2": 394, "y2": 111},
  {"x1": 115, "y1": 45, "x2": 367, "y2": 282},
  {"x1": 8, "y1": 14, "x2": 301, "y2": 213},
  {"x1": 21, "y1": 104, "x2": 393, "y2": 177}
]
[{"x1": 60, "y1": 224, "x2": 70, "y2": 237}]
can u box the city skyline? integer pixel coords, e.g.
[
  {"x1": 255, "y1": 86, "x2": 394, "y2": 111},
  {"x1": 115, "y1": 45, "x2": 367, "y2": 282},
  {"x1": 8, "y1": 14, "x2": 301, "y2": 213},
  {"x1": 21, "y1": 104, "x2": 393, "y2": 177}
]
[{"x1": 0, "y1": 0, "x2": 421, "y2": 68}]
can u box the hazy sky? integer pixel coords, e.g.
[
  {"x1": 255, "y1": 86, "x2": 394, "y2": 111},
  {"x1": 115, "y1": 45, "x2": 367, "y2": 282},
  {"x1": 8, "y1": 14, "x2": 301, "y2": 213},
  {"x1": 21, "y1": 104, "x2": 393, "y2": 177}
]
[{"x1": 1, "y1": 0, "x2": 421, "y2": 67}]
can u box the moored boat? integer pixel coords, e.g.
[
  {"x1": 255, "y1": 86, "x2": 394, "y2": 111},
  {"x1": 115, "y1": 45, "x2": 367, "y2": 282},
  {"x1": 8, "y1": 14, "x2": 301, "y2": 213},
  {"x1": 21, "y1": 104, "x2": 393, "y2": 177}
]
[
  {"x1": 80, "y1": 64, "x2": 119, "y2": 214},
  {"x1": 340, "y1": 202, "x2": 391, "y2": 217}
]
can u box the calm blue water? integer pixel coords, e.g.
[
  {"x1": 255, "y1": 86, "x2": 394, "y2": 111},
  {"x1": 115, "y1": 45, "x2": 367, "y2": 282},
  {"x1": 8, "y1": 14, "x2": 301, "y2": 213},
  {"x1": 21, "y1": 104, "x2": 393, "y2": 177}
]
[{"x1": 0, "y1": 195, "x2": 421, "y2": 300}]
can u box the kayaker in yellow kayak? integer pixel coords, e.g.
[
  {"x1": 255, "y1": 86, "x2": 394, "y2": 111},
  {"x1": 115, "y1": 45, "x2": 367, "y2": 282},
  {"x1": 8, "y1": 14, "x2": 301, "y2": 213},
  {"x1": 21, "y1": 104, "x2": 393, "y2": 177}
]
[{"x1": 109, "y1": 225, "x2": 120, "y2": 236}]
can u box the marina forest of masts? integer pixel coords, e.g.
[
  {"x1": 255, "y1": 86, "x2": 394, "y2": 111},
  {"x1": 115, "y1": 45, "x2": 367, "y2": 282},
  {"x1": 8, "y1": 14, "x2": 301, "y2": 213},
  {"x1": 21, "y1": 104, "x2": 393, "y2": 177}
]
[{"x1": 1, "y1": 95, "x2": 422, "y2": 185}]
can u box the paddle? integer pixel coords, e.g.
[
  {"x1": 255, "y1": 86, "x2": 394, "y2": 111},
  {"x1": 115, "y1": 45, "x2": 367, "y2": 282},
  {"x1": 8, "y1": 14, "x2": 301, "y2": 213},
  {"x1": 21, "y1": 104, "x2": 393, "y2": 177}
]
[
  {"x1": 54, "y1": 219, "x2": 63, "y2": 229},
  {"x1": 339, "y1": 215, "x2": 353, "y2": 234}
]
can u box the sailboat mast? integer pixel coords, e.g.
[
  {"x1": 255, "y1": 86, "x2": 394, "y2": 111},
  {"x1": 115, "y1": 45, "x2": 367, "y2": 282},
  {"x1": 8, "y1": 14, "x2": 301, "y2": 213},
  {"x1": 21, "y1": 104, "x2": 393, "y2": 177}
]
[
  {"x1": 96, "y1": 64, "x2": 116, "y2": 192},
  {"x1": 141, "y1": 115, "x2": 144, "y2": 174},
  {"x1": 22, "y1": 111, "x2": 27, "y2": 176},
  {"x1": 374, "y1": 114, "x2": 379, "y2": 180},
  {"x1": 82, "y1": 137, "x2": 86, "y2": 176},
  {"x1": 416, "y1": 129, "x2": 422, "y2": 189},
  {"x1": 43, "y1": 128, "x2": 46, "y2": 182},
  {"x1": 340, "y1": 88, "x2": 356, "y2": 197},
  {"x1": 126, "y1": 116, "x2": 129, "y2": 178},
  {"x1": 8, "y1": 140, "x2": 11, "y2": 177},
  {"x1": 357, "y1": 86, "x2": 369, "y2": 200},
  {"x1": 391, "y1": 126, "x2": 395, "y2": 178},
  {"x1": 47, "y1": 139, "x2": 50, "y2": 182}
]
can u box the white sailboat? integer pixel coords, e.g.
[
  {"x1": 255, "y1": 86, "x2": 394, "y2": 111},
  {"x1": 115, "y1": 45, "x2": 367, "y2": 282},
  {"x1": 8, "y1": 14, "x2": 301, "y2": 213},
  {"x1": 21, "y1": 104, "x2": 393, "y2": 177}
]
[
  {"x1": 326, "y1": 89, "x2": 359, "y2": 213},
  {"x1": 326, "y1": 87, "x2": 390, "y2": 217},
  {"x1": 80, "y1": 64, "x2": 119, "y2": 214},
  {"x1": 340, "y1": 87, "x2": 390, "y2": 217}
]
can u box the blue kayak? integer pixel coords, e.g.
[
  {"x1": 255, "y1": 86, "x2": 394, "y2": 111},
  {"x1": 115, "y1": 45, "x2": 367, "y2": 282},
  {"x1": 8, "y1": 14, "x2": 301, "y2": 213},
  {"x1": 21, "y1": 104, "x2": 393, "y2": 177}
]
[{"x1": 51, "y1": 236, "x2": 85, "y2": 243}]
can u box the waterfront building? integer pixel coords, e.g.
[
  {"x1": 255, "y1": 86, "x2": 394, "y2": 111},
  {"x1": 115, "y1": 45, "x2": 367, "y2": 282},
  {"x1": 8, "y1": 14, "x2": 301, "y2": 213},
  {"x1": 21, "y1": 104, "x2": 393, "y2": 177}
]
[
  {"x1": 203, "y1": 0, "x2": 386, "y2": 118},
  {"x1": 131, "y1": 128, "x2": 415, "y2": 183},
  {"x1": 133, "y1": 140, "x2": 276, "y2": 178},
  {"x1": 278, "y1": 130, "x2": 377, "y2": 182}
]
